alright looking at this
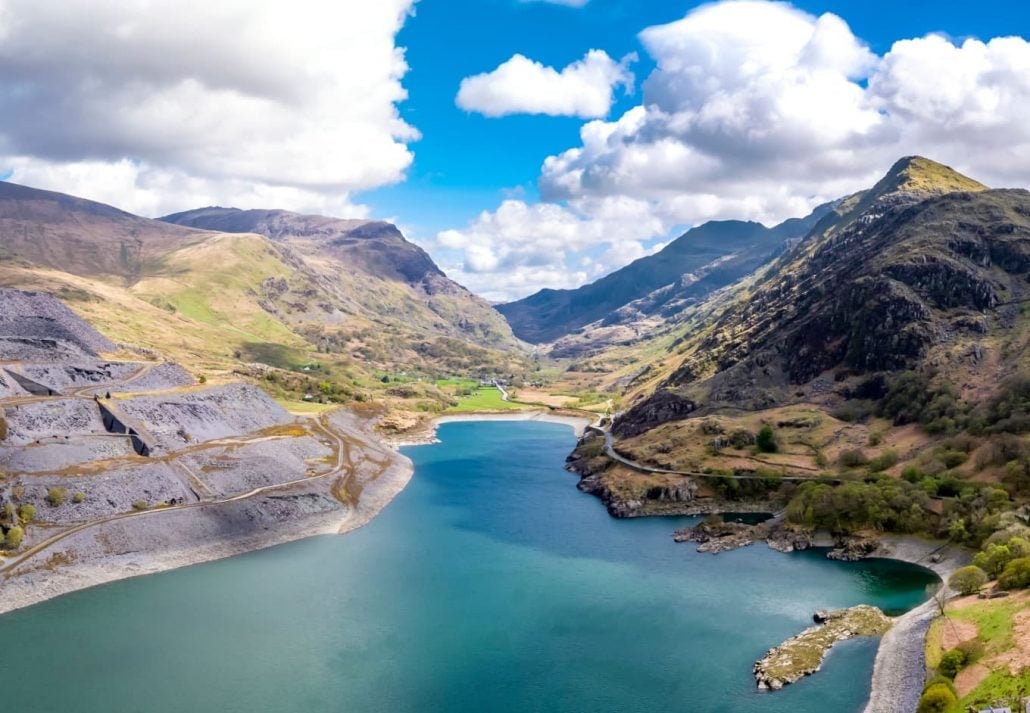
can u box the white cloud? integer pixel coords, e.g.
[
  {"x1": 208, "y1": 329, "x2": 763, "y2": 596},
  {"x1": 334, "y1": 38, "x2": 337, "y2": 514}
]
[
  {"x1": 443, "y1": 0, "x2": 1030, "y2": 302},
  {"x1": 0, "y1": 0, "x2": 417, "y2": 217},
  {"x1": 434, "y1": 196, "x2": 665, "y2": 302},
  {"x1": 456, "y1": 50, "x2": 635, "y2": 119}
]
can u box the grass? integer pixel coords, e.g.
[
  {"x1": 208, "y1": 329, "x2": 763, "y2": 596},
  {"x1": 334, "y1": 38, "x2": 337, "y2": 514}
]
[
  {"x1": 445, "y1": 387, "x2": 528, "y2": 413},
  {"x1": 926, "y1": 597, "x2": 1030, "y2": 712},
  {"x1": 275, "y1": 399, "x2": 336, "y2": 414}
]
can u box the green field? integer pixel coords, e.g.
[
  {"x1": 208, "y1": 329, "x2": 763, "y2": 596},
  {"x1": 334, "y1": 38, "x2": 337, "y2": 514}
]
[{"x1": 444, "y1": 387, "x2": 528, "y2": 413}]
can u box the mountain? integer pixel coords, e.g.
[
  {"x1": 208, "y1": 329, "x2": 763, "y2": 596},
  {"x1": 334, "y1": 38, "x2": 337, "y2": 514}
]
[
  {"x1": 497, "y1": 205, "x2": 833, "y2": 348},
  {"x1": 613, "y1": 157, "x2": 1009, "y2": 436},
  {"x1": 0, "y1": 182, "x2": 523, "y2": 390},
  {"x1": 565, "y1": 156, "x2": 1030, "y2": 529}
]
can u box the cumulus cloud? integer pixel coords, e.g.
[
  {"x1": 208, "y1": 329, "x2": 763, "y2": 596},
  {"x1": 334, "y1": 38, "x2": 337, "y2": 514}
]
[
  {"x1": 434, "y1": 195, "x2": 665, "y2": 302},
  {"x1": 0, "y1": 0, "x2": 417, "y2": 216},
  {"x1": 456, "y1": 50, "x2": 635, "y2": 119},
  {"x1": 447, "y1": 0, "x2": 1030, "y2": 301}
]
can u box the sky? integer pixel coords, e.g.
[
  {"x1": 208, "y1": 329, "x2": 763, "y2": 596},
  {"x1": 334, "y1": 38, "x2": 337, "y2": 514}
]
[{"x1": 1, "y1": 0, "x2": 1029, "y2": 302}]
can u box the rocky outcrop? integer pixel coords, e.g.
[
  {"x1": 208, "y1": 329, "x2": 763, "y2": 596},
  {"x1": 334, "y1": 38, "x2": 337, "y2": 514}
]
[
  {"x1": 613, "y1": 390, "x2": 697, "y2": 438},
  {"x1": 754, "y1": 605, "x2": 892, "y2": 691},
  {"x1": 827, "y1": 535, "x2": 881, "y2": 561}
]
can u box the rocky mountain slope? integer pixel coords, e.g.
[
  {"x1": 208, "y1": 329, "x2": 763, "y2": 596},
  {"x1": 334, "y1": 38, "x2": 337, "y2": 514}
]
[
  {"x1": 562, "y1": 157, "x2": 1030, "y2": 534},
  {"x1": 614, "y1": 157, "x2": 1015, "y2": 436},
  {"x1": 161, "y1": 207, "x2": 515, "y2": 347},
  {"x1": 498, "y1": 206, "x2": 833, "y2": 348},
  {"x1": 0, "y1": 182, "x2": 524, "y2": 395}
]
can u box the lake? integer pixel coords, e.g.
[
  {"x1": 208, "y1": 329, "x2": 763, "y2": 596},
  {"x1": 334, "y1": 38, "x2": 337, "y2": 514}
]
[{"x1": 0, "y1": 420, "x2": 937, "y2": 712}]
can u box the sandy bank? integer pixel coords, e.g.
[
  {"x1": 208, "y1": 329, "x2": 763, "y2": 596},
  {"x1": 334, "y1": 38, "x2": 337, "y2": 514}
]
[
  {"x1": 383, "y1": 410, "x2": 592, "y2": 448},
  {"x1": 863, "y1": 535, "x2": 972, "y2": 713}
]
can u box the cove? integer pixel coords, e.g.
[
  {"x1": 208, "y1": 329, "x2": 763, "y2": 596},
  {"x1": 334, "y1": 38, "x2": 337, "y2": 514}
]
[{"x1": 0, "y1": 421, "x2": 937, "y2": 713}]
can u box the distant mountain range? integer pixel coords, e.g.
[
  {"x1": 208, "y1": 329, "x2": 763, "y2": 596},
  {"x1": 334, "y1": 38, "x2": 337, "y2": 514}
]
[{"x1": 498, "y1": 204, "x2": 834, "y2": 349}]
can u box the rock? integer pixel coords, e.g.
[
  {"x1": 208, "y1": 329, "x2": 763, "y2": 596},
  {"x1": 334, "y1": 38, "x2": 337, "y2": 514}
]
[
  {"x1": 754, "y1": 605, "x2": 892, "y2": 691},
  {"x1": 827, "y1": 535, "x2": 880, "y2": 561}
]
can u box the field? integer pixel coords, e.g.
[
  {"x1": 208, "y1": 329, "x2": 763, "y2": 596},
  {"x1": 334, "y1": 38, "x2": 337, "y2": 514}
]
[{"x1": 444, "y1": 387, "x2": 528, "y2": 413}]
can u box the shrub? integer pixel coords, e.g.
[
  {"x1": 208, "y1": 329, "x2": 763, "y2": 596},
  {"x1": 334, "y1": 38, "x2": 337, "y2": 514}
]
[
  {"x1": 956, "y1": 638, "x2": 984, "y2": 663},
  {"x1": 0, "y1": 415, "x2": 7, "y2": 441},
  {"x1": 974, "y1": 543, "x2": 1014, "y2": 578},
  {"x1": 832, "y1": 400, "x2": 874, "y2": 423},
  {"x1": 198, "y1": 375, "x2": 208, "y2": 384},
  {"x1": 132, "y1": 499, "x2": 149, "y2": 511},
  {"x1": 72, "y1": 492, "x2": 86, "y2": 504},
  {"x1": 948, "y1": 566, "x2": 988, "y2": 595},
  {"x1": 917, "y1": 683, "x2": 957, "y2": 713},
  {"x1": 868, "y1": 430, "x2": 883, "y2": 447},
  {"x1": 901, "y1": 466, "x2": 923, "y2": 483},
  {"x1": 938, "y1": 649, "x2": 966, "y2": 678},
  {"x1": 46, "y1": 487, "x2": 68, "y2": 507},
  {"x1": 16, "y1": 504, "x2": 35, "y2": 524},
  {"x1": 937, "y1": 449, "x2": 968, "y2": 469},
  {"x1": 838, "y1": 449, "x2": 869, "y2": 468},
  {"x1": 998, "y1": 556, "x2": 1030, "y2": 589},
  {"x1": 5, "y1": 525, "x2": 24, "y2": 549},
  {"x1": 868, "y1": 450, "x2": 900, "y2": 472},
  {"x1": 756, "y1": 425, "x2": 778, "y2": 453}
]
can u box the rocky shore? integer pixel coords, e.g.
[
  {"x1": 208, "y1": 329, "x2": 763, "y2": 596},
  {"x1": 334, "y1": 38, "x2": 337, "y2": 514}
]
[{"x1": 755, "y1": 605, "x2": 892, "y2": 691}]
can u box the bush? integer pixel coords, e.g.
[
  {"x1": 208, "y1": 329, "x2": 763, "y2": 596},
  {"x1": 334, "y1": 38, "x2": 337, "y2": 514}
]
[
  {"x1": 73, "y1": 492, "x2": 86, "y2": 504},
  {"x1": 132, "y1": 499, "x2": 149, "y2": 511},
  {"x1": 756, "y1": 425, "x2": 778, "y2": 453},
  {"x1": 16, "y1": 504, "x2": 35, "y2": 525},
  {"x1": 938, "y1": 649, "x2": 967, "y2": 678},
  {"x1": 0, "y1": 415, "x2": 7, "y2": 441},
  {"x1": 998, "y1": 556, "x2": 1030, "y2": 589},
  {"x1": 838, "y1": 449, "x2": 869, "y2": 468},
  {"x1": 46, "y1": 487, "x2": 68, "y2": 507},
  {"x1": 868, "y1": 430, "x2": 883, "y2": 447},
  {"x1": 198, "y1": 375, "x2": 208, "y2": 384},
  {"x1": 832, "y1": 400, "x2": 875, "y2": 423},
  {"x1": 868, "y1": 450, "x2": 900, "y2": 472},
  {"x1": 917, "y1": 683, "x2": 957, "y2": 713},
  {"x1": 948, "y1": 566, "x2": 988, "y2": 595},
  {"x1": 5, "y1": 525, "x2": 24, "y2": 549}
]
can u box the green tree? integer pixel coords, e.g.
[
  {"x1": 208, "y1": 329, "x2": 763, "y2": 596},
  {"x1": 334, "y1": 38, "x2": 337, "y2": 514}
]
[
  {"x1": 998, "y1": 557, "x2": 1030, "y2": 590},
  {"x1": 756, "y1": 425, "x2": 778, "y2": 453},
  {"x1": 974, "y1": 543, "x2": 1014, "y2": 578},
  {"x1": 948, "y1": 566, "x2": 988, "y2": 596},
  {"x1": 917, "y1": 683, "x2": 957, "y2": 713},
  {"x1": 938, "y1": 649, "x2": 966, "y2": 678},
  {"x1": 5, "y1": 525, "x2": 24, "y2": 549}
]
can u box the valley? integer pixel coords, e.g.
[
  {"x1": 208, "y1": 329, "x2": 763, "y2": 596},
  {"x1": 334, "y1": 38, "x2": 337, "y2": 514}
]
[{"x1": 1, "y1": 154, "x2": 1029, "y2": 712}]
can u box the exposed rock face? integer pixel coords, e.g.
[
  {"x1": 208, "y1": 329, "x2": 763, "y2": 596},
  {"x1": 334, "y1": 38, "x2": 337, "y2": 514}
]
[
  {"x1": 0, "y1": 288, "x2": 116, "y2": 360},
  {"x1": 827, "y1": 536, "x2": 881, "y2": 561},
  {"x1": 613, "y1": 390, "x2": 697, "y2": 438},
  {"x1": 619, "y1": 158, "x2": 1029, "y2": 430},
  {"x1": 754, "y1": 605, "x2": 892, "y2": 691}
]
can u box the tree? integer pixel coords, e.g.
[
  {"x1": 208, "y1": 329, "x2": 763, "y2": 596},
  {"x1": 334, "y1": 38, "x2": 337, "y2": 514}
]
[
  {"x1": 938, "y1": 649, "x2": 966, "y2": 678},
  {"x1": 998, "y1": 556, "x2": 1030, "y2": 590},
  {"x1": 949, "y1": 566, "x2": 988, "y2": 596},
  {"x1": 756, "y1": 425, "x2": 778, "y2": 453},
  {"x1": 974, "y1": 543, "x2": 1014, "y2": 578},
  {"x1": 5, "y1": 525, "x2": 24, "y2": 549},
  {"x1": 917, "y1": 683, "x2": 957, "y2": 713}
]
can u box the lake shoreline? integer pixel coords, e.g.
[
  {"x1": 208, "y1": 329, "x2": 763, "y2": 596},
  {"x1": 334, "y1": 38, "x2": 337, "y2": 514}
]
[
  {"x1": 382, "y1": 409, "x2": 592, "y2": 448},
  {"x1": 0, "y1": 410, "x2": 415, "y2": 617},
  {"x1": 862, "y1": 535, "x2": 971, "y2": 713}
]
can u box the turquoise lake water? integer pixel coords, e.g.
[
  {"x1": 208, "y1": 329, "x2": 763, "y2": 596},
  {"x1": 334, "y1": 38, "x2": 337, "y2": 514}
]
[{"x1": 0, "y1": 421, "x2": 937, "y2": 712}]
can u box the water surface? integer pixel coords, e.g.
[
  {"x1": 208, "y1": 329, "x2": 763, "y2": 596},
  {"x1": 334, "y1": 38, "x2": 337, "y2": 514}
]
[{"x1": 0, "y1": 421, "x2": 937, "y2": 712}]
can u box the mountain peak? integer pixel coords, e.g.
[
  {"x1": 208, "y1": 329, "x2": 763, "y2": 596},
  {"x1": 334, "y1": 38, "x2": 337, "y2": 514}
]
[{"x1": 874, "y1": 156, "x2": 987, "y2": 198}]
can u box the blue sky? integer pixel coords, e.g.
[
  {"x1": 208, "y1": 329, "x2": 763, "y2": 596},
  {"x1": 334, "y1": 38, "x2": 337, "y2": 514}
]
[
  {"x1": 364, "y1": 0, "x2": 1030, "y2": 245},
  {"x1": 1, "y1": 0, "x2": 1028, "y2": 302}
]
